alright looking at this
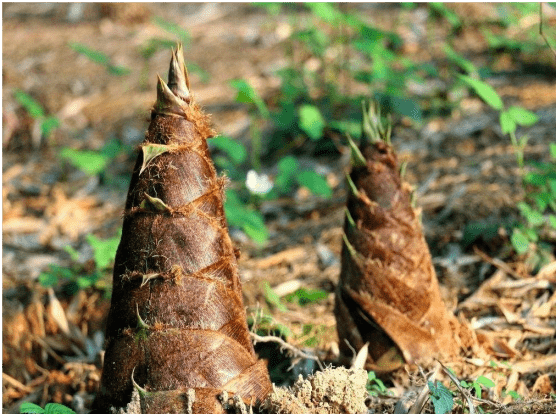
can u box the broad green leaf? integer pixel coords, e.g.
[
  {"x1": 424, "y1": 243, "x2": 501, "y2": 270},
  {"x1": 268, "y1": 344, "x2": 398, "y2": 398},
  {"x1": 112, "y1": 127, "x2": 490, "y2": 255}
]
[
  {"x1": 305, "y1": 2, "x2": 343, "y2": 25},
  {"x1": 476, "y1": 376, "x2": 495, "y2": 388},
  {"x1": 240, "y1": 210, "x2": 268, "y2": 243},
  {"x1": 507, "y1": 106, "x2": 538, "y2": 126},
  {"x1": 328, "y1": 120, "x2": 362, "y2": 138},
  {"x1": 140, "y1": 144, "x2": 175, "y2": 174},
  {"x1": 511, "y1": 229, "x2": 530, "y2": 255},
  {"x1": 458, "y1": 75, "x2": 503, "y2": 110},
  {"x1": 285, "y1": 288, "x2": 328, "y2": 306},
  {"x1": 428, "y1": 381, "x2": 454, "y2": 414},
  {"x1": 44, "y1": 403, "x2": 76, "y2": 414},
  {"x1": 518, "y1": 202, "x2": 545, "y2": 226},
  {"x1": 276, "y1": 156, "x2": 299, "y2": 192},
  {"x1": 86, "y1": 232, "x2": 120, "y2": 270},
  {"x1": 209, "y1": 136, "x2": 247, "y2": 165},
  {"x1": 60, "y1": 148, "x2": 110, "y2": 176},
  {"x1": 38, "y1": 272, "x2": 59, "y2": 288},
  {"x1": 230, "y1": 79, "x2": 256, "y2": 104},
  {"x1": 14, "y1": 90, "x2": 45, "y2": 118},
  {"x1": 523, "y1": 172, "x2": 547, "y2": 187},
  {"x1": 550, "y1": 143, "x2": 556, "y2": 159},
  {"x1": 41, "y1": 116, "x2": 60, "y2": 138},
  {"x1": 549, "y1": 214, "x2": 556, "y2": 229},
  {"x1": 297, "y1": 170, "x2": 332, "y2": 198},
  {"x1": 19, "y1": 402, "x2": 45, "y2": 413},
  {"x1": 278, "y1": 155, "x2": 299, "y2": 174},
  {"x1": 298, "y1": 105, "x2": 325, "y2": 140},
  {"x1": 229, "y1": 79, "x2": 269, "y2": 118},
  {"x1": 548, "y1": 179, "x2": 556, "y2": 197},
  {"x1": 224, "y1": 190, "x2": 268, "y2": 244},
  {"x1": 500, "y1": 111, "x2": 516, "y2": 134}
]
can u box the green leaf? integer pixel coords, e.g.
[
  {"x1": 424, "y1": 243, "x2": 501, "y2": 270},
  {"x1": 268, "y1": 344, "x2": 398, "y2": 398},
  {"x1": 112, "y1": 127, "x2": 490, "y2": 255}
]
[
  {"x1": 276, "y1": 156, "x2": 299, "y2": 192},
  {"x1": 500, "y1": 110, "x2": 516, "y2": 135},
  {"x1": 44, "y1": 403, "x2": 76, "y2": 414},
  {"x1": 297, "y1": 171, "x2": 332, "y2": 198},
  {"x1": 252, "y1": 2, "x2": 282, "y2": 15},
  {"x1": 107, "y1": 64, "x2": 131, "y2": 76},
  {"x1": 550, "y1": 143, "x2": 556, "y2": 159},
  {"x1": 20, "y1": 402, "x2": 46, "y2": 413},
  {"x1": 41, "y1": 116, "x2": 60, "y2": 138},
  {"x1": 64, "y1": 246, "x2": 80, "y2": 262},
  {"x1": 507, "y1": 106, "x2": 538, "y2": 126},
  {"x1": 285, "y1": 288, "x2": 328, "y2": 306},
  {"x1": 224, "y1": 190, "x2": 268, "y2": 244},
  {"x1": 429, "y1": 3, "x2": 461, "y2": 28},
  {"x1": 185, "y1": 62, "x2": 210, "y2": 83},
  {"x1": 209, "y1": 136, "x2": 247, "y2": 165},
  {"x1": 38, "y1": 272, "x2": 60, "y2": 288},
  {"x1": 511, "y1": 229, "x2": 530, "y2": 255},
  {"x1": 428, "y1": 381, "x2": 454, "y2": 414},
  {"x1": 518, "y1": 202, "x2": 545, "y2": 226},
  {"x1": 86, "y1": 232, "x2": 120, "y2": 270},
  {"x1": 444, "y1": 44, "x2": 477, "y2": 74},
  {"x1": 548, "y1": 214, "x2": 556, "y2": 229},
  {"x1": 476, "y1": 376, "x2": 495, "y2": 388},
  {"x1": 152, "y1": 16, "x2": 190, "y2": 45},
  {"x1": 305, "y1": 2, "x2": 343, "y2": 25},
  {"x1": 261, "y1": 281, "x2": 288, "y2": 312},
  {"x1": 328, "y1": 120, "x2": 362, "y2": 139},
  {"x1": 298, "y1": 105, "x2": 326, "y2": 141},
  {"x1": 70, "y1": 43, "x2": 110, "y2": 65},
  {"x1": 229, "y1": 79, "x2": 269, "y2": 118},
  {"x1": 60, "y1": 148, "x2": 110, "y2": 176},
  {"x1": 475, "y1": 375, "x2": 494, "y2": 388},
  {"x1": 458, "y1": 75, "x2": 503, "y2": 110},
  {"x1": 14, "y1": 90, "x2": 45, "y2": 118},
  {"x1": 549, "y1": 179, "x2": 556, "y2": 197}
]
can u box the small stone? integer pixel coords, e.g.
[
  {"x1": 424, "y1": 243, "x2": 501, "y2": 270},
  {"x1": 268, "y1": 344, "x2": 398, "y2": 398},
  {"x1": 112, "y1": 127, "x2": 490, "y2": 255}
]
[{"x1": 316, "y1": 243, "x2": 338, "y2": 268}]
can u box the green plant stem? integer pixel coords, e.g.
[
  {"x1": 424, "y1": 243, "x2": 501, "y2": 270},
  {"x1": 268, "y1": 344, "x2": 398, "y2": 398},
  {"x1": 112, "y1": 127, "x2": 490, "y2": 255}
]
[
  {"x1": 250, "y1": 114, "x2": 262, "y2": 172},
  {"x1": 508, "y1": 130, "x2": 527, "y2": 187}
]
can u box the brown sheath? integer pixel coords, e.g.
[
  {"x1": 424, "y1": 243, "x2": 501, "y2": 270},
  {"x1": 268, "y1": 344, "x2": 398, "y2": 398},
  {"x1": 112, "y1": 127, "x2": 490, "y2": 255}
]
[
  {"x1": 335, "y1": 102, "x2": 458, "y2": 372},
  {"x1": 93, "y1": 44, "x2": 272, "y2": 413}
]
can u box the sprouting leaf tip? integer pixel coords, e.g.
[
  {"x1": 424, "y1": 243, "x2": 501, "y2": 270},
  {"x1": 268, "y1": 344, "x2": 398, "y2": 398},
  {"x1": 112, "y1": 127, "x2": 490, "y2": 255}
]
[
  {"x1": 361, "y1": 100, "x2": 391, "y2": 146},
  {"x1": 346, "y1": 133, "x2": 366, "y2": 168},
  {"x1": 168, "y1": 44, "x2": 190, "y2": 100},
  {"x1": 155, "y1": 73, "x2": 186, "y2": 116}
]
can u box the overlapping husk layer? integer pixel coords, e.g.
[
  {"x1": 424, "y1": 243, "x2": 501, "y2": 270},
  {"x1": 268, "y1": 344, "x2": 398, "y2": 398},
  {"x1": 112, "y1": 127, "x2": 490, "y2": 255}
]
[
  {"x1": 335, "y1": 103, "x2": 459, "y2": 373},
  {"x1": 93, "y1": 45, "x2": 271, "y2": 413}
]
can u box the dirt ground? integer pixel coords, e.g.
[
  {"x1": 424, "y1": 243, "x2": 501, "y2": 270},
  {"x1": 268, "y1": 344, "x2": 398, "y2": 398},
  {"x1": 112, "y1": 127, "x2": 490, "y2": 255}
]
[{"x1": 2, "y1": 3, "x2": 556, "y2": 413}]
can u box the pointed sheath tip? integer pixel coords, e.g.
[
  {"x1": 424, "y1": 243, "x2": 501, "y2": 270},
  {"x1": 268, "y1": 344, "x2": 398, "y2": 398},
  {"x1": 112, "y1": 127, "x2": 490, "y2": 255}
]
[
  {"x1": 167, "y1": 44, "x2": 190, "y2": 100},
  {"x1": 155, "y1": 74, "x2": 186, "y2": 116}
]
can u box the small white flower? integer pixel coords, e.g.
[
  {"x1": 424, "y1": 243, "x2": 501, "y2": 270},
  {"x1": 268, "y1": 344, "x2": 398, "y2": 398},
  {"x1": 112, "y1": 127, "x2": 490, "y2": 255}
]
[{"x1": 246, "y1": 170, "x2": 273, "y2": 195}]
